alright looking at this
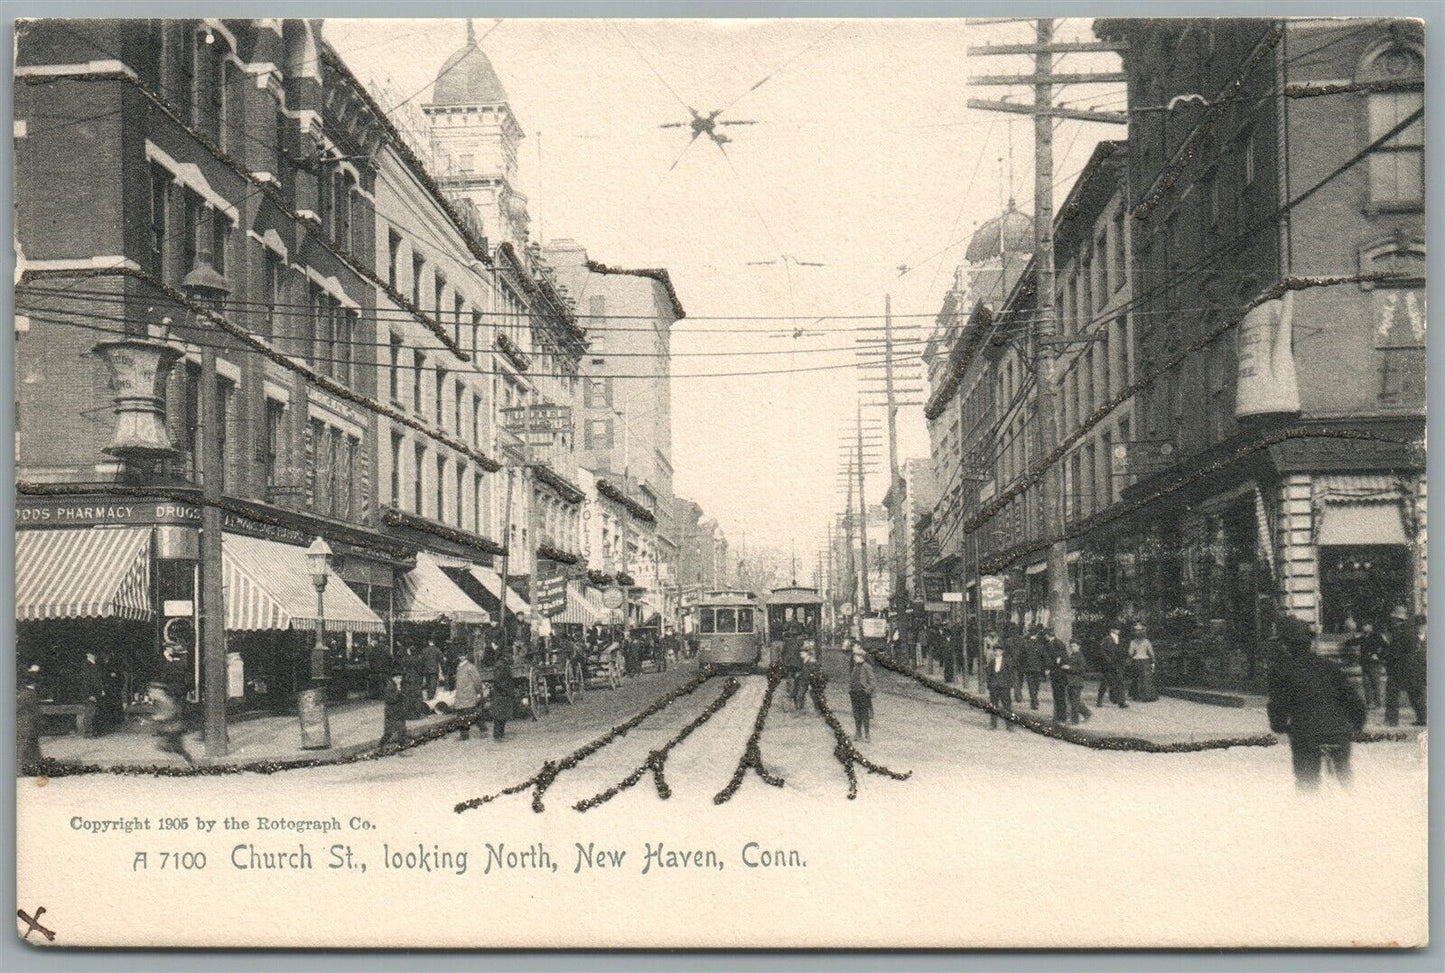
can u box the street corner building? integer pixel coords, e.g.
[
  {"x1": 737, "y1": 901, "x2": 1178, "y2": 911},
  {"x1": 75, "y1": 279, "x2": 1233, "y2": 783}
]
[
  {"x1": 12, "y1": 18, "x2": 711, "y2": 748},
  {"x1": 918, "y1": 18, "x2": 1424, "y2": 692}
]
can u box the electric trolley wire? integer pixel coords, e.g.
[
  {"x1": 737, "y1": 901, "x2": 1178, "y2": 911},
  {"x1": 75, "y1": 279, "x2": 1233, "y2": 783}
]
[{"x1": 17, "y1": 305, "x2": 936, "y2": 382}]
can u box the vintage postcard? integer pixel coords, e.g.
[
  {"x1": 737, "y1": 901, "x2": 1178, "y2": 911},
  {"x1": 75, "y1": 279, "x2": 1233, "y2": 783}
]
[{"x1": 13, "y1": 14, "x2": 1429, "y2": 949}]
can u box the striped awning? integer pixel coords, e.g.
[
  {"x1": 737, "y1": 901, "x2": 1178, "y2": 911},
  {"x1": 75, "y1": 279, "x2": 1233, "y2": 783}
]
[
  {"x1": 555, "y1": 581, "x2": 608, "y2": 626},
  {"x1": 465, "y1": 565, "x2": 531, "y2": 619},
  {"x1": 223, "y1": 533, "x2": 386, "y2": 634},
  {"x1": 395, "y1": 552, "x2": 491, "y2": 624},
  {"x1": 16, "y1": 527, "x2": 153, "y2": 622}
]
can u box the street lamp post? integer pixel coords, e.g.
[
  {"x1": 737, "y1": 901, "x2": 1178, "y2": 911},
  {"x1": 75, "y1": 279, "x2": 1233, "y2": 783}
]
[{"x1": 300, "y1": 536, "x2": 333, "y2": 749}]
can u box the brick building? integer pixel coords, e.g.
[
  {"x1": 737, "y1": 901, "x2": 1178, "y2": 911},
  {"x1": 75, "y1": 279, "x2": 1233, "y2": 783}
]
[
  {"x1": 1089, "y1": 17, "x2": 1425, "y2": 685},
  {"x1": 14, "y1": 19, "x2": 404, "y2": 714}
]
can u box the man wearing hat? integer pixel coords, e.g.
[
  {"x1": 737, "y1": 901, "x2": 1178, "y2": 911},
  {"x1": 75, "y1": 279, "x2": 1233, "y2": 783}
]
[
  {"x1": 1267, "y1": 615, "x2": 1366, "y2": 789},
  {"x1": 847, "y1": 642, "x2": 876, "y2": 740},
  {"x1": 379, "y1": 667, "x2": 408, "y2": 749},
  {"x1": 17, "y1": 664, "x2": 43, "y2": 770},
  {"x1": 1383, "y1": 604, "x2": 1426, "y2": 727}
]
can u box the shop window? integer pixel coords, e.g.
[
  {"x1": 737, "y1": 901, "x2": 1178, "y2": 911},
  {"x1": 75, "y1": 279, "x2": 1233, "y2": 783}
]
[{"x1": 1319, "y1": 545, "x2": 1409, "y2": 634}]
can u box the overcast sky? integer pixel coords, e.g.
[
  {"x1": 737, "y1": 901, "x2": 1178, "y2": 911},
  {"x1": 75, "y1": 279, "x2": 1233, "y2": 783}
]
[{"x1": 327, "y1": 17, "x2": 1122, "y2": 560}]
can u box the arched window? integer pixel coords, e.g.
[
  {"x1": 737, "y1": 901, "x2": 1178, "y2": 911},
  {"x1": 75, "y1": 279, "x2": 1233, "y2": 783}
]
[{"x1": 1358, "y1": 41, "x2": 1424, "y2": 208}]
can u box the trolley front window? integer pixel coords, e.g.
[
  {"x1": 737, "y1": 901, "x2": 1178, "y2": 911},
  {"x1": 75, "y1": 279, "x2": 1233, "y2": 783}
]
[
  {"x1": 737, "y1": 610, "x2": 754, "y2": 633},
  {"x1": 715, "y1": 608, "x2": 737, "y2": 633},
  {"x1": 700, "y1": 608, "x2": 715, "y2": 634}
]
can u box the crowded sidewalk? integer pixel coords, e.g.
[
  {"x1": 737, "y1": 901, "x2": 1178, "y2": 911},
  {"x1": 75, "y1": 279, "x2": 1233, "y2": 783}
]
[
  {"x1": 35, "y1": 698, "x2": 455, "y2": 769},
  {"x1": 902, "y1": 655, "x2": 1423, "y2": 747}
]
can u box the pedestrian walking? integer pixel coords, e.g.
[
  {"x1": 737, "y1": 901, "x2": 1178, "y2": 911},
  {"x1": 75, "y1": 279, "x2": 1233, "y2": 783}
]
[
  {"x1": 1096, "y1": 624, "x2": 1129, "y2": 708},
  {"x1": 17, "y1": 665, "x2": 43, "y2": 770},
  {"x1": 421, "y1": 638, "x2": 443, "y2": 700},
  {"x1": 1011, "y1": 624, "x2": 1040, "y2": 706},
  {"x1": 453, "y1": 653, "x2": 486, "y2": 741},
  {"x1": 1128, "y1": 624, "x2": 1157, "y2": 702},
  {"x1": 1383, "y1": 605, "x2": 1426, "y2": 726},
  {"x1": 800, "y1": 649, "x2": 825, "y2": 714},
  {"x1": 1042, "y1": 626, "x2": 1070, "y2": 723},
  {"x1": 148, "y1": 679, "x2": 193, "y2": 766},
  {"x1": 1063, "y1": 637, "x2": 1092, "y2": 724},
  {"x1": 80, "y1": 650, "x2": 105, "y2": 737},
  {"x1": 984, "y1": 639, "x2": 1015, "y2": 732},
  {"x1": 848, "y1": 643, "x2": 876, "y2": 741},
  {"x1": 380, "y1": 669, "x2": 408, "y2": 748},
  {"x1": 782, "y1": 622, "x2": 805, "y2": 710},
  {"x1": 367, "y1": 638, "x2": 391, "y2": 700},
  {"x1": 1267, "y1": 616, "x2": 1366, "y2": 790},
  {"x1": 490, "y1": 663, "x2": 518, "y2": 741},
  {"x1": 934, "y1": 624, "x2": 957, "y2": 684},
  {"x1": 1355, "y1": 621, "x2": 1385, "y2": 709}
]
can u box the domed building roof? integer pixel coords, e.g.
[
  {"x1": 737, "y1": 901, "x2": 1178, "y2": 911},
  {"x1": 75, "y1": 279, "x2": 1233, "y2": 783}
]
[
  {"x1": 965, "y1": 202, "x2": 1034, "y2": 264},
  {"x1": 431, "y1": 21, "x2": 508, "y2": 106}
]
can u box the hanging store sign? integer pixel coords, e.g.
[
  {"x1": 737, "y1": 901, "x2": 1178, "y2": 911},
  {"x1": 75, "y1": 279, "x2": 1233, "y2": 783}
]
[
  {"x1": 1111, "y1": 440, "x2": 1177, "y2": 476},
  {"x1": 942, "y1": 592, "x2": 964, "y2": 603},
  {"x1": 1236, "y1": 290, "x2": 1301, "y2": 418},
  {"x1": 601, "y1": 586, "x2": 625, "y2": 610},
  {"x1": 501, "y1": 404, "x2": 573, "y2": 436},
  {"x1": 16, "y1": 497, "x2": 308, "y2": 544},
  {"x1": 979, "y1": 575, "x2": 1006, "y2": 610}
]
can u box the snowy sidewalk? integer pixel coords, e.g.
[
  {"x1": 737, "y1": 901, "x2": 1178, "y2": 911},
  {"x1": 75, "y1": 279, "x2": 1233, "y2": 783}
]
[
  {"x1": 877, "y1": 661, "x2": 1423, "y2": 746},
  {"x1": 37, "y1": 698, "x2": 454, "y2": 769}
]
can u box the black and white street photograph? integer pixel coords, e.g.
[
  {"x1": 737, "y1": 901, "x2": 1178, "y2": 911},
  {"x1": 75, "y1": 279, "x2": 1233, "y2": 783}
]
[{"x1": 10, "y1": 9, "x2": 1433, "y2": 951}]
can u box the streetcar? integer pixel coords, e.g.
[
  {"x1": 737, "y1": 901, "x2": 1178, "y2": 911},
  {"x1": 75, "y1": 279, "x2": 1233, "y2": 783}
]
[
  {"x1": 765, "y1": 586, "x2": 824, "y2": 667},
  {"x1": 695, "y1": 590, "x2": 763, "y2": 671}
]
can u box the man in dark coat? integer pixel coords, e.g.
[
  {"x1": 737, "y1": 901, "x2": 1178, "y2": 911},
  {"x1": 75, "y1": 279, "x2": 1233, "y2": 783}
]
[
  {"x1": 984, "y1": 638, "x2": 1015, "y2": 732},
  {"x1": 80, "y1": 650, "x2": 106, "y2": 737},
  {"x1": 1041, "y1": 626, "x2": 1070, "y2": 723},
  {"x1": 367, "y1": 639, "x2": 392, "y2": 700},
  {"x1": 1095, "y1": 624, "x2": 1130, "y2": 709},
  {"x1": 1016, "y1": 625, "x2": 1047, "y2": 711},
  {"x1": 17, "y1": 665, "x2": 43, "y2": 770},
  {"x1": 490, "y1": 663, "x2": 519, "y2": 740},
  {"x1": 1267, "y1": 616, "x2": 1367, "y2": 789},
  {"x1": 782, "y1": 622, "x2": 806, "y2": 710},
  {"x1": 401, "y1": 645, "x2": 427, "y2": 719},
  {"x1": 420, "y1": 638, "x2": 443, "y2": 700},
  {"x1": 1355, "y1": 621, "x2": 1386, "y2": 710},
  {"x1": 933, "y1": 624, "x2": 957, "y2": 685},
  {"x1": 1005, "y1": 623, "x2": 1033, "y2": 705},
  {"x1": 380, "y1": 669, "x2": 408, "y2": 748},
  {"x1": 1382, "y1": 605, "x2": 1425, "y2": 726}
]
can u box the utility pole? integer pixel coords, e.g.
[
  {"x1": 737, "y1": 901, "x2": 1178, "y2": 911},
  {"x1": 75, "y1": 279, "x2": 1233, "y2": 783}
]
[
  {"x1": 883, "y1": 293, "x2": 902, "y2": 609},
  {"x1": 855, "y1": 403, "x2": 872, "y2": 615},
  {"x1": 967, "y1": 18, "x2": 1125, "y2": 645},
  {"x1": 199, "y1": 339, "x2": 227, "y2": 758},
  {"x1": 183, "y1": 275, "x2": 230, "y2": 759}
]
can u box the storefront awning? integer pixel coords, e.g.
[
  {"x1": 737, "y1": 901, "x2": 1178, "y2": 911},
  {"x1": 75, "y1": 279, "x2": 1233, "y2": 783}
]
[
  {"x1": 465, "y1": 565, "x2": 532, "y2": 619},
  {"x1": 395, "y1": 552, "x2": 491, "y2": 624},
  {"x1": 17, "y1": 527, "x2": 152, "y2": 622},
  {"x1": 1318, "y1": 503, "x2": 1408, "y2": 547},
  {"x1": 223, "y1": 533, "x2": 386, "y2": 634},
  {"x1": 555, "y1": 581, "x2": 608, "y2": 626}
]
